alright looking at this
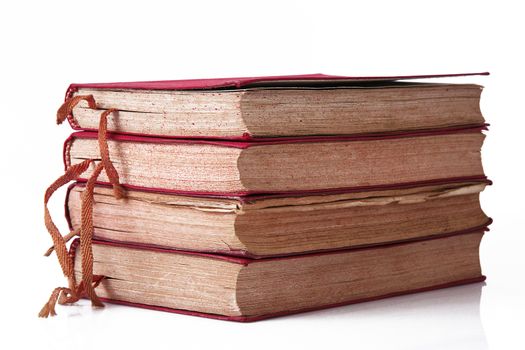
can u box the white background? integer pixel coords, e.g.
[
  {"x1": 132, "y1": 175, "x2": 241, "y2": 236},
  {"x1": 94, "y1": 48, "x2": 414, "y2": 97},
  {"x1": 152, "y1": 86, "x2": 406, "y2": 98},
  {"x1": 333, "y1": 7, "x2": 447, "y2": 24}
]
[{"x1": 1, "y1": 1, "x2": 523, "y2": 349}]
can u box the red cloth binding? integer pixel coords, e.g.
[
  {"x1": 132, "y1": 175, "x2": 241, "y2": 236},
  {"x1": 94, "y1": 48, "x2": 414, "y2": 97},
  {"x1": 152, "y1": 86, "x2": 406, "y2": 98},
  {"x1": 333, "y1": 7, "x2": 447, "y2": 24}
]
[{"x1": 66, "y1": 72, "x2": 490, "y2": 93}]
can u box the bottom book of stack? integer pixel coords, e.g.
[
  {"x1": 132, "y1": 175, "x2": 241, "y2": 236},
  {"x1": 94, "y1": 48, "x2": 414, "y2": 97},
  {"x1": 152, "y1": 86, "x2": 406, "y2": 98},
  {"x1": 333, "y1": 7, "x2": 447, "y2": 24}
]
[{"x1": 72, "y1": 227, "x2": 487, "y2": 322}]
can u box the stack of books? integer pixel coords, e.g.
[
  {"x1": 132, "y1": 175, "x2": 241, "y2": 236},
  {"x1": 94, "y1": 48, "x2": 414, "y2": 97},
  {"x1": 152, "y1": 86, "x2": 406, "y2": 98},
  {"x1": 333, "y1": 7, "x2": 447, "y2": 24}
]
[{"x1": 44, "y1": 73, "x2": 491, "y2": 321}]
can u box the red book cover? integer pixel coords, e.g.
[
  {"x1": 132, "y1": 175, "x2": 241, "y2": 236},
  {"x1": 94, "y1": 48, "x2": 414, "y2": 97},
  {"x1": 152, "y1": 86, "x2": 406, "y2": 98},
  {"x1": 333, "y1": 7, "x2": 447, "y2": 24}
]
[{"x1": 66, "y1": 72, "x2": 489, "y2": 93}]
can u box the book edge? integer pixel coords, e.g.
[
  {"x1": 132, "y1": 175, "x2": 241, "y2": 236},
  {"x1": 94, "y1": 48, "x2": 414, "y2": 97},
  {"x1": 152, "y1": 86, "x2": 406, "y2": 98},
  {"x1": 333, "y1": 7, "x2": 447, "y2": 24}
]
[
  {"x1": 90, "y1": 276, "x2": 486, "y2": 322},
  {"x1": 69, "y1": 224, "x2": 491, "y2": 265}
]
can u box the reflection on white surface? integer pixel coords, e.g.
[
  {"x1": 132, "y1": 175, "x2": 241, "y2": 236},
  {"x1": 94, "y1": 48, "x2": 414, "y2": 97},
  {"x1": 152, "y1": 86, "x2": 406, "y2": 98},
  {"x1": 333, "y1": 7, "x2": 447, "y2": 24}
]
[
  {"x1": 281, "y1": 282, "x2": 488, "y2": 350},
  {"x1": 27, "y1": 282, "x2": 487, "y2": 350}
]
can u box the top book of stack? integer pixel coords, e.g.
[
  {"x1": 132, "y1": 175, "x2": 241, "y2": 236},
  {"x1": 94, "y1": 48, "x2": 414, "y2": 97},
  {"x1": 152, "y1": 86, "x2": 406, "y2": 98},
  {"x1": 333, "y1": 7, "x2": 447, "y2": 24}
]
[{"x1": 63, "y1": 73, "x2": 488, "y2": 139}]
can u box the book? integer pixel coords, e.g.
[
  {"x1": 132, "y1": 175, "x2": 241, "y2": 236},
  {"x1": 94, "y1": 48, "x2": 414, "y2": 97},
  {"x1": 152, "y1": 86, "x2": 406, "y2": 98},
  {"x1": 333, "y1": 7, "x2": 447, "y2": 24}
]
[
  {"x1": 73, "y1": 230, "x2": 486, "y2": 321},
  {"x1": 66, "y1": 182, "x2": 490, "y2": 257},
  {"x1": 64, "y1": 73, "x2": 487, "y2": 139},
  {"x1": 64, "y1": 127, "x2": 486, "y2": 195}
]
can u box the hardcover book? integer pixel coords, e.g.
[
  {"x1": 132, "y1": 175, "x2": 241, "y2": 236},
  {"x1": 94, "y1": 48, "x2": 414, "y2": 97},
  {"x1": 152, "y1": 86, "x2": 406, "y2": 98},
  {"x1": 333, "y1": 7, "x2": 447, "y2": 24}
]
[
  {"x1": 64, "y1": 127, "x2": 487, "y2": 195},
  {"x1": 66, "y1": 182, "x2": 490, "y2": 257},
  {"x1": 73, "y1": 229, "x2": 487, "y2": 321},
  {"x1": 63, "y1": 73, "x2": 488, "y2": 139}
]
